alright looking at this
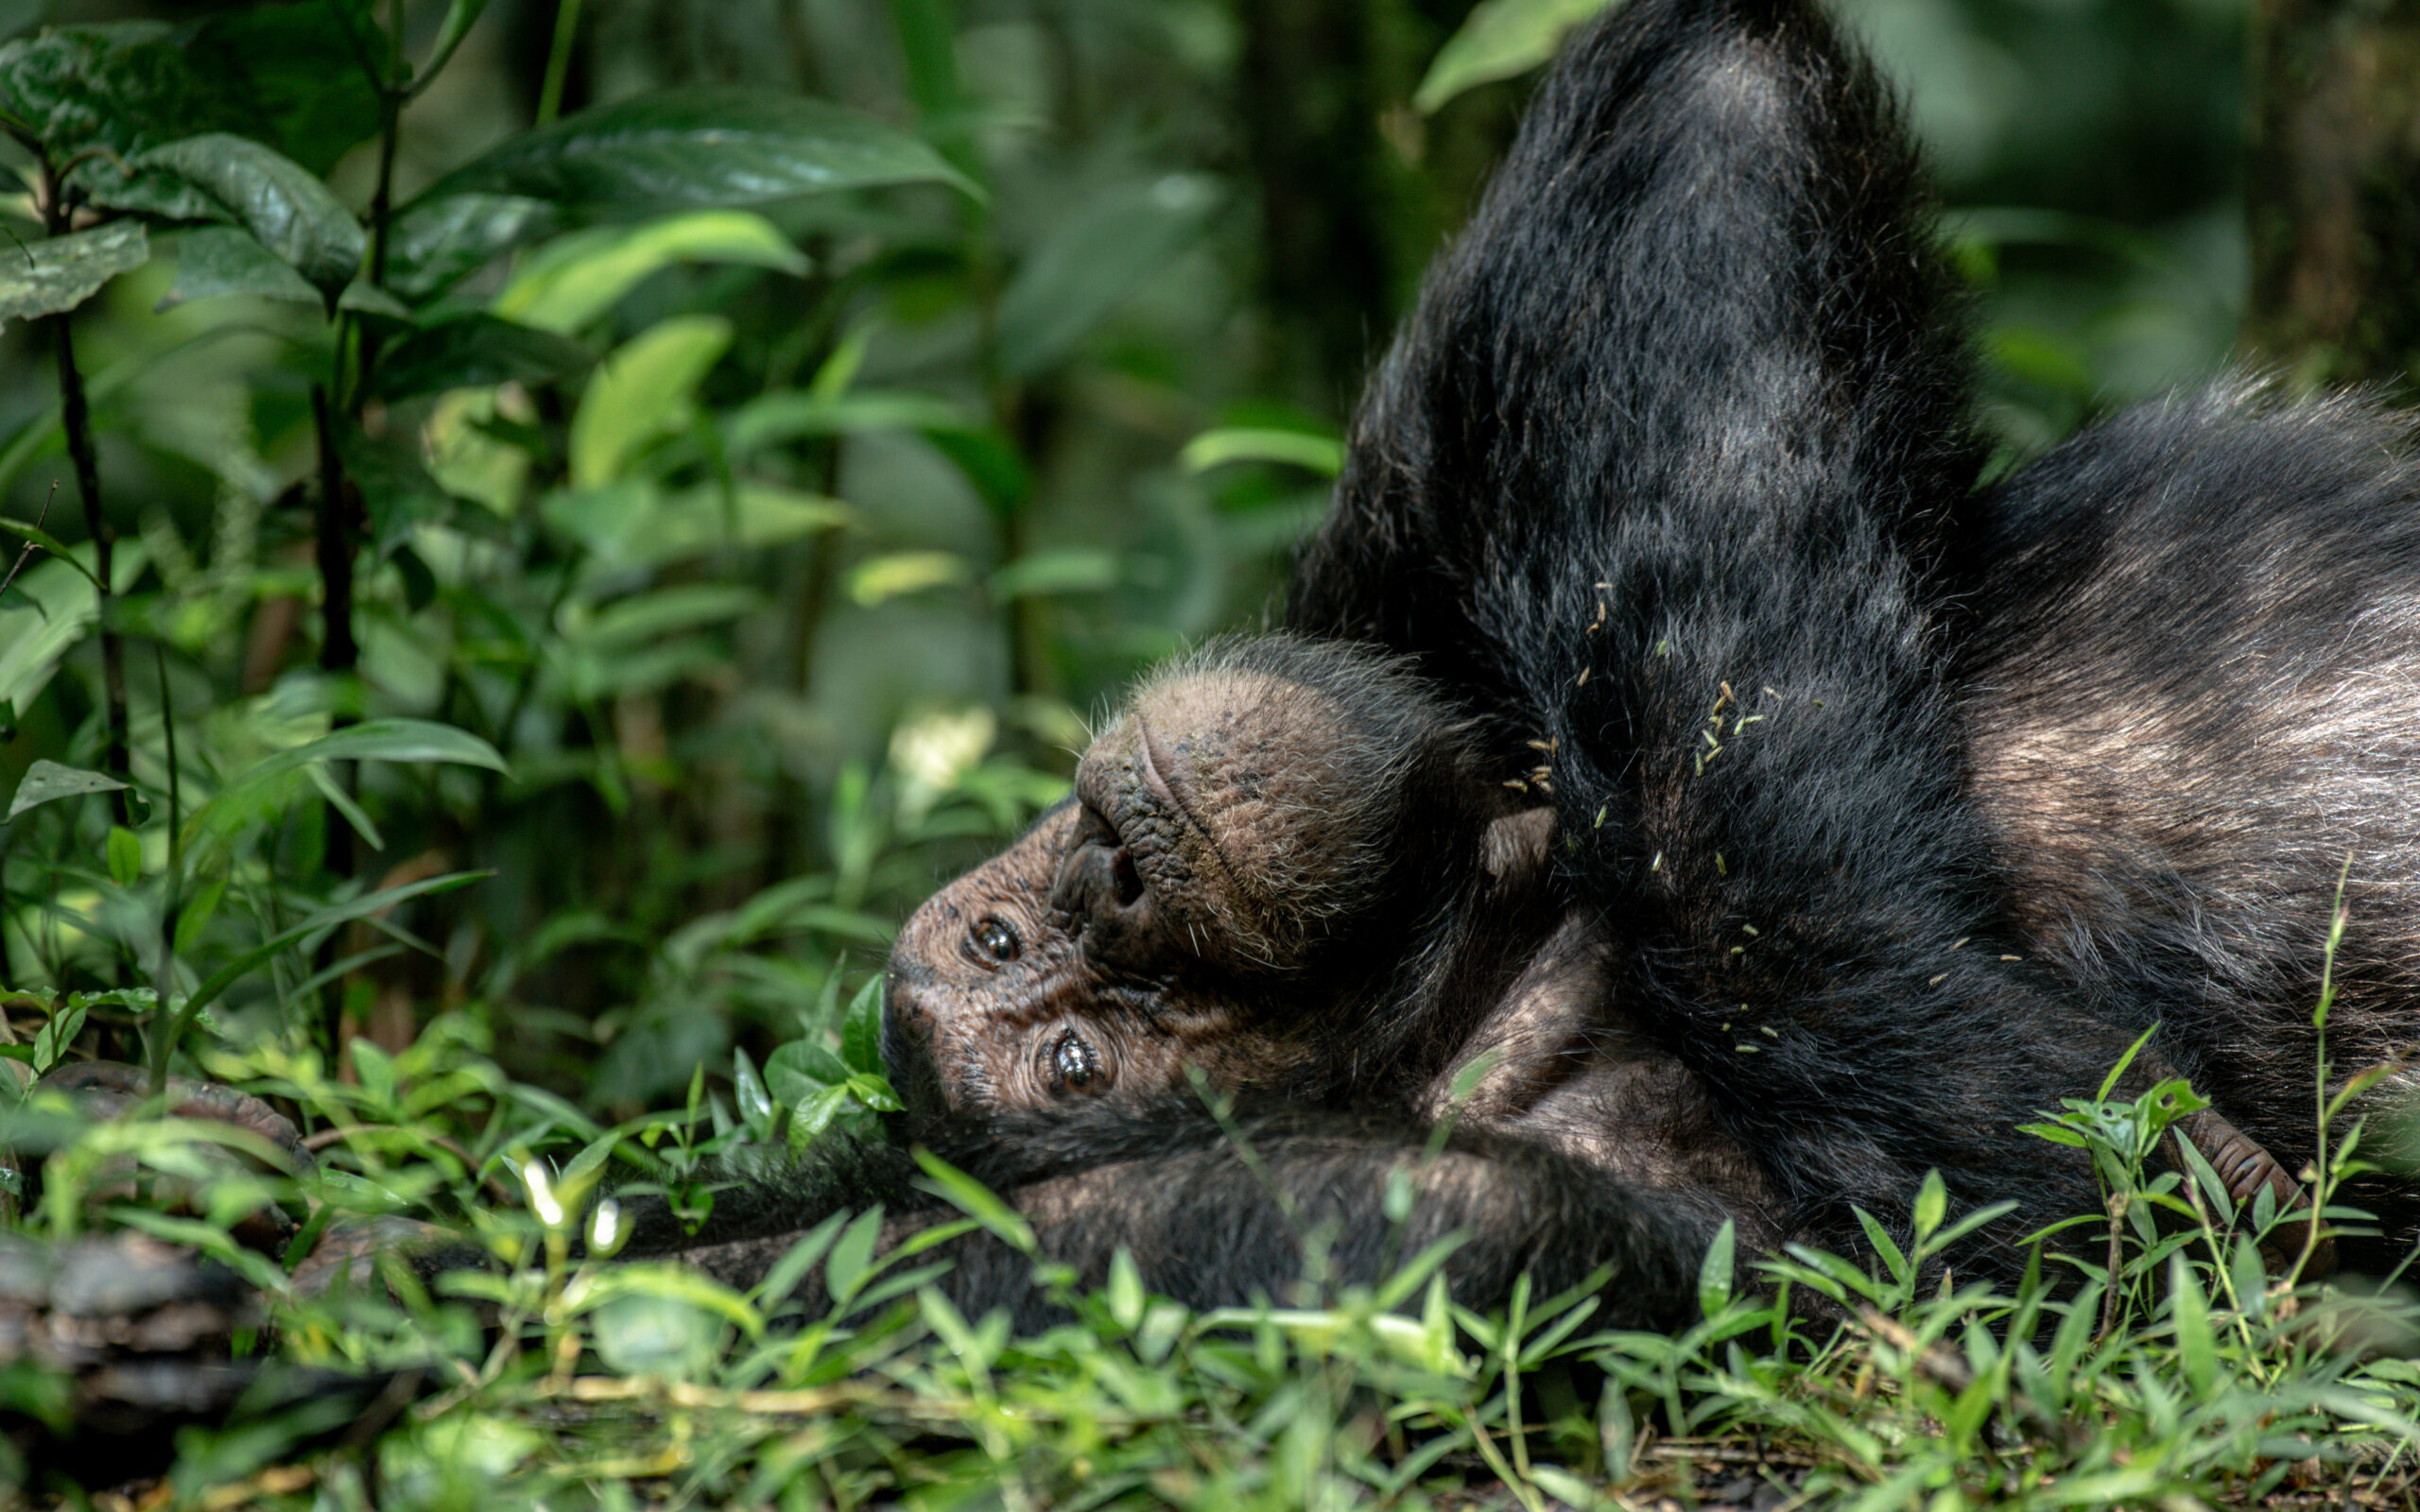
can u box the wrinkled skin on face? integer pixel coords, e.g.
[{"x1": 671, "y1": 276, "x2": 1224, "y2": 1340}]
[
  {"x1": 881, "y1": 802, "x2": 1327, "y2": 1122},
  {"x1": 884, "y1": 637, "x2": 1508, "y2": 1123}
]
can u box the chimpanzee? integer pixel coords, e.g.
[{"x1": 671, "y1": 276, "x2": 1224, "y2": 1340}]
[
  {"x1": 26, "y1": 0, "x2": 2420, "y2": 1360},
  {"x1": 648, "y1": 0, "x2": 2420, "y2": 1326}
]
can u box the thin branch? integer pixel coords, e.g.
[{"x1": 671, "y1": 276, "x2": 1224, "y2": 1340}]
[
  {"x1": 42, "y1": 163, "x2": 128, "y2": 826},
  {"x1": 0, "y1": 479, "x2": 55, "y2": 602}
]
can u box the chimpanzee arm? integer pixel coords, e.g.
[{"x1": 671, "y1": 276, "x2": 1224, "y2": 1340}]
[
  {"x1": 619, "y1": 1108, "x2": 1719, "y2": 1333},
  {"x1": 1290, "y1": 0, "x2": 2128, "y2": 1257},
  {"x1": 1290, "y1": 0, "x2": 1983, "y2": 708}
]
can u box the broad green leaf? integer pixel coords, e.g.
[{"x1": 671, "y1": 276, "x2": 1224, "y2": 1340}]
[
  {"x1": 838, "y1": 974, "x2": 884, "y2": 1074},
  {"x1": 591, "y1": 1292, "x2": 724, "y2": 1379},
  {"x1": 408, "y1": 86, "x2": 977, "y2": 215},
  {"x1": 157, "y1": 225, "x2": 319, "y2": 310},
  {"x1": 732, "y1": 1045, "x2": 774, "y2": 1129},
  {"x1": 989, "y1": 548, "x2": 1119, "y2": 600},
  {"x1": 845, "y1": 1074, "x2": 902, "y2": 1113},
  {"x1": 0, "y1": 544, "x2": 148, "y2": 710},
  {"x1": 0, "y1": 516, "x2": 93, "y2": 586},
  {"x1": 1413, "y1": 0, "x2": 1622, "y2": 113},
  {"x1": 928, "y1": 428, "x2": 1033, "y2": 517},
  {"x1": 786, "y1": 1082, "x2": 853, "y2": 1147},
  {"x1": 1911, "y1": 1168, "x2": 1947, "y2": 1244},
  {"x1": 2169, "y1": 1252, "x2": 2215, "y2": 1396},
  {"x1": 569, "y1": 584, "x2": 761, "y2": 650},
  {"x1": 1180, "y1": 426, "x2": 1346, "y2": 477},
  {"x1": 1697, "y1": 1218, "x2": 1736, "y2": 1316},
  {"x1": 338, "y1": 421, "x2": 461, "y2": 554},
  {"x1": 824, "y1": 1207, "x2": 884, "y2": 1305},
  {"x1": 8, "y1": 759, "x2": 127, "y2": 820},
  {"x1": 847, "y1": 551, "x2": 969, "y2": 607},
  {"x1": 372, "y1": 315, "x2": 596, "y2": 403},
  {"x1": 384, "y1": 193, "x2": 559, "y2": 302},
  {"x1": 194, "y1": 719, "x2": 507, "y2": 839},
  {"x1": 569, "y1": 315, "x2": 732, "y2": 487},
  {"x1": 766, "y1": 1039, "x2": 850, "y2": 1105},
  {"x1": 542, "y1": 481, "x2": 847, "y2": 569},
  {"x1": 994, "y1": 174, "x2": 1218, "y2": 379},
  {"x1": 121, "y1": 134, "x2": 364, "y2": 295},
  {"x1": 0, "y1": 14, "x2": 378, "y2": 202},
  {"x1": 0, "y1": 220, "x2": 149, "y2": 328},
  {"x1": 493, "y1": 211, "x2": 808, "y2": 335},
  {"x1": 423, "y1": 388, "x2": 531, "y2": 517},
  {"x1": 723, "y1": 389, "x2": 973, "y2": 456},
  {"x1": 104, "y1": 824, "x2": 140, "y2": 886}
]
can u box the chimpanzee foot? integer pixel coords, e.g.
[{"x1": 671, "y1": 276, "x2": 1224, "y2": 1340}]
[{"x1": 2173, "y1": 1108, "x2": 2335, "y2": 1279}]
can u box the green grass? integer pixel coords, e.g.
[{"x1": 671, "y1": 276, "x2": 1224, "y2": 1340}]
[{"x1": 8, "y1": 1001, "x2": 2418, "y2": 1511}]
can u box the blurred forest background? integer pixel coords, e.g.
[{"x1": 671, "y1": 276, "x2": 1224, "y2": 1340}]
[{"x1": 0, "y1": 0, "x2": 2263, "y2": 1119}]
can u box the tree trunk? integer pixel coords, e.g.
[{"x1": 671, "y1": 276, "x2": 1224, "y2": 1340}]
[{"x1": 2244, "y1": 0, "x2": 2420, "y2": 388}]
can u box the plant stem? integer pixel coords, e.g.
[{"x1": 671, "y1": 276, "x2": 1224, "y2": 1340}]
[
  {"x1": 538, "y1": 0, "x2": 585, "y2": 127},
  {"x1": 312, "y1": 383, "x2": 357, "y2": 1054},
  {"x1": 147, "y1": 642, "x2": 182, "y2": 1097},
  {"x1": 42, "y1": 175, "x2": 126, "y2": 825}
]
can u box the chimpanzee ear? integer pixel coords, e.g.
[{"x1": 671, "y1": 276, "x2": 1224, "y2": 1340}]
[
  {"x1": 1480, "y1": 806, "x2": 1556, "y2": 888},
  {"x1": 1291, "y1": 0, "x2": 1981, "y2": 707}
]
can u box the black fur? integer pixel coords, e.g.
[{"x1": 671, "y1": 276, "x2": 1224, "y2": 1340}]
[
  {"x1": 644, "y1": 1101, "x2": 1713, "y2": 1334},
  {"x1": 625, "y1": 0, "x2": 2420, "y2": 1321},
  {"x1": 1291, "y1": 0, "x2": 2126, "y2": 1258}
]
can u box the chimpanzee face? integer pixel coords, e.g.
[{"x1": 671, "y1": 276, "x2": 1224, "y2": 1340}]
[
  {"x1": 882, "y1": 638, "x2": 1487, "y2": 1121},
  {"x1": 881, "y1": 800, "x2": 1303, "y2": 1122}
]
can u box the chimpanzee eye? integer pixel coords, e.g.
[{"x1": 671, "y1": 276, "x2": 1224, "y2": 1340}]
[
  {"x1": 974, "y1": 916, "x2": 1021, "y2": 962},
  {"x1": 1050, "y1": 1029, "x2": 1099, "y2": 1091}
]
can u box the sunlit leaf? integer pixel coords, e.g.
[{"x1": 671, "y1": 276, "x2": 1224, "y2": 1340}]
[
  {"x1": 104, "y1": 824, "x2": 140, "y2": 886},
  {"x1": 569, "y1": 315, "x2": 732, "y2": 487},
  {"x1": 1413, "y1": 0, "x2": 1623, "y2": 112},
  {"x1": 0, "y1": 220, "x2": 148, "y2": 329},
  {"x1": 493, "y1": 211, "x2": 808, "y2": 335},
  {"x1": 1180, "y1": 426, "x2": 1345, "y2": 477},
  {"x1": 847, "y1": 551, "x2": 970, "y2": 607}
]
